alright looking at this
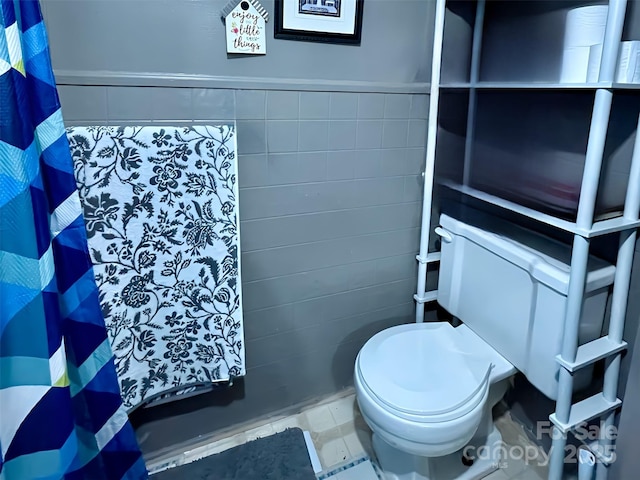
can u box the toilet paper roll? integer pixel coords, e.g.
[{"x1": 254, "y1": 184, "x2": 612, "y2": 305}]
[
  {"x1": 586, "y1": 41, "x2": 640, "y2": 84},
  {"x1": 561, "y1": 46, "x2": 591, "y2": 83},
  {"x1": 633, "y1": 52, "x2": 640, "y2": 83},
  {"x1": 564, "y1": 5, "x2": 608, "y2": 49},
  {"x1": 616, "y1": 41, "x2": 640, "y2": 83},
  {"x1": 587, "y1": 43, "x2": 603, "y2": 83}
]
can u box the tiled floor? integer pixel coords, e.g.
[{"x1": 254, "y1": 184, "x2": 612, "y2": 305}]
[
  {"x1": 489, "y1": 414, "x2": 549, "y2": 480},
  {"x1": 318, "y1": 456, "x2": 380, "y2": 480},
  {"x1": 329, "y1": 460, "x2": 379, "y2": 479},
  {"x1": 146, "y1": 389, "x2": 550, "y2": 479}
]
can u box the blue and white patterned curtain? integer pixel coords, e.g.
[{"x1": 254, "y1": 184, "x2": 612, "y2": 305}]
[{"x1": 0, "y1": 1, "x2": 147, "y2": 479}]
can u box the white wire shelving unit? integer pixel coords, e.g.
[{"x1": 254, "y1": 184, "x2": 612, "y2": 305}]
[{"x1": 415, "y1": 1, "x2": 640, "y2": 479}]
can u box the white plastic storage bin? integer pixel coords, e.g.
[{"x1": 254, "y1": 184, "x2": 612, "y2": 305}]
[{"x1": 436, "y1": 214, "x2": 615, "y2": 400}]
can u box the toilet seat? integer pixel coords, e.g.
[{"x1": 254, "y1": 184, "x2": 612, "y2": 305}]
[
  {"x1": 356, "y1": 323, "x2": 492, "y2": 422},
  {"x1": 354, "y1": 322, "x2": 516, "y2": 459}
]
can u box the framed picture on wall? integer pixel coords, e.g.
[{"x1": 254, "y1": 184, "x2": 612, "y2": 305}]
[{"x1": 274, "y1": 0, "x2": 364, "y2": 45}]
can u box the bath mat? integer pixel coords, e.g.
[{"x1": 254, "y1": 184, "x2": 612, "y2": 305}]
[
  {"x1": 67, "y1": 125, "x2": 245, "y2": 411},
  {"x1": 153, "y1": 428, "x2": 317, "y2": 480}
]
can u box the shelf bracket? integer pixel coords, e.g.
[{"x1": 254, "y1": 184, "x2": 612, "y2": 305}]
[
  {"x1": 549, "y1": 394, "x2": 622, "y2": 434},
  {"x1": 414, "y1": 291, "x2": 438, "y2": 304},
  {"x1": 556, "y1": 337, "x2": 627, "y2": 373},
  {"x1": 416, "y1": 252, "x2": 441, "y2": 264}
]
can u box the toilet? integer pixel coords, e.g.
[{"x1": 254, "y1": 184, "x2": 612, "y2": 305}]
[
  {"x1": 355, "y1": 322, "x2": 515, "y2": 480},
  {"x1": 354, "y1": 214, "x2": 615, "y2": 480}
]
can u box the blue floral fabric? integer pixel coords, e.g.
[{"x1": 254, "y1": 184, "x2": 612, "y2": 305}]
[{"x1": 67, "y1": 126, "x2": 245, "y2": 410}]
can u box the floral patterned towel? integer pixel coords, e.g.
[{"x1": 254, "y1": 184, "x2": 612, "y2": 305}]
[{"x1": 68, "y1": 125, "x2": 245, "y2": 411}]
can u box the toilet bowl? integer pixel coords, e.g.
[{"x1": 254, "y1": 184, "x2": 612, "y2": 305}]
[{"x1": 354, "y1": 321, "x2": 516, "y2": 480}]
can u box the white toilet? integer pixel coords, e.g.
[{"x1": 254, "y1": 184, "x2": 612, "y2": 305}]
[{"x1": 354, "y1": 214, "x2": 615, "y2": 480}]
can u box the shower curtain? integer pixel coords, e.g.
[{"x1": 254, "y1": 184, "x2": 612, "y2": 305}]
[{"x1": 0, "y1": 2, "x2": 147, "y2": 479}]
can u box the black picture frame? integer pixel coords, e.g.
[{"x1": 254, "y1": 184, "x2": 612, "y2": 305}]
[{"x1": 274, "y1": 0, "x2": 364, "y2": 45}]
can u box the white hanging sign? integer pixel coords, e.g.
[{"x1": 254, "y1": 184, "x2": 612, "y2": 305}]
[{"x1": 222, "y1": 0, "x2": 269, "y2": 55}]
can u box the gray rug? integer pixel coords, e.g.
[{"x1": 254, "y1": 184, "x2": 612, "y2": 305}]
[{"x1": 153, "y1": 428, "x2": 317, "y2": 480}]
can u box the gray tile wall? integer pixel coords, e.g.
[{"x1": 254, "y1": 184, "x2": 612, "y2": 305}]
[{"x1": 57, "y1": 84, "x2": 427, "y2": 454}]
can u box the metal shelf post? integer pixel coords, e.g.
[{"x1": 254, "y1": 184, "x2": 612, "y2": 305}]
[
  {"x1": 415, "y1": 0, "x2": 446, "y2": 322},
  {"x1": 422, "y1": 2, "x2": 635, "y2": 479},
  {"x1": 595, "y1": 112, "x2": 640, "y2": 480}
]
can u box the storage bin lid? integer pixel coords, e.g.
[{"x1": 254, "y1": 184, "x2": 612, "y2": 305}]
[
  {"x1": 439, "y1": 214, "x2": 615, "y2": 295},
  {"x1": 357, "y1": 323, "x2": 491, "y2": 418}
]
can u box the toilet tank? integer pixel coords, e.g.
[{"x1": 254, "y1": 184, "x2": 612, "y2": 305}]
[{"x1": 436, "y1": 214, "x2": 615, "y2": 400}]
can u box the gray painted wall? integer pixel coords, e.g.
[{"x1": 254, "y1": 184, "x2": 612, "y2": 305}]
[
  {"x1": 55, "y1": 86, "x2": 428, "y2": 454},
  {"x1": 43, "y1": 0, "x2": 434, "y2": 89},
  {"x1": 43, "y1": 0, "x2": 435, "y2": 456},
  {"x1": 57, "y1": 87, "x2": 428, "y2": 456}
]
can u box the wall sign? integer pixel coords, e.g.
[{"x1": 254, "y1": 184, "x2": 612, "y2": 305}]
[{"x1": 222, "y1": 0, "x2": 269, "y2": 54}]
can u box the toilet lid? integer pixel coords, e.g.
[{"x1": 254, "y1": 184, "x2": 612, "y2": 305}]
[{"x1": 357, "y1": 323, "x2": 491, "y2": 417}]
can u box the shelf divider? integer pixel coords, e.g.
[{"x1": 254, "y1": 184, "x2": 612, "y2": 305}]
[
  {"x1": 413, "y1": 290, "x2": 438, "y2": 304},
  {"x1": 556, "y1": 337, "x2": 628, "y2": 373},
  {"x1": 441, "y1": 82, "x2": 615, "y2": 90},
  {"x1": 439, "y1": 180, "x2": 640, "y2": 237},
  {"x1": 549, "y1": 393, "x2": 622, "y2": 434}
]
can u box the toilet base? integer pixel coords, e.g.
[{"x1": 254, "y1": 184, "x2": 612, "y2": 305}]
[{"x1": 372, "y1": 424, "x2": 504, "y2": 480}]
